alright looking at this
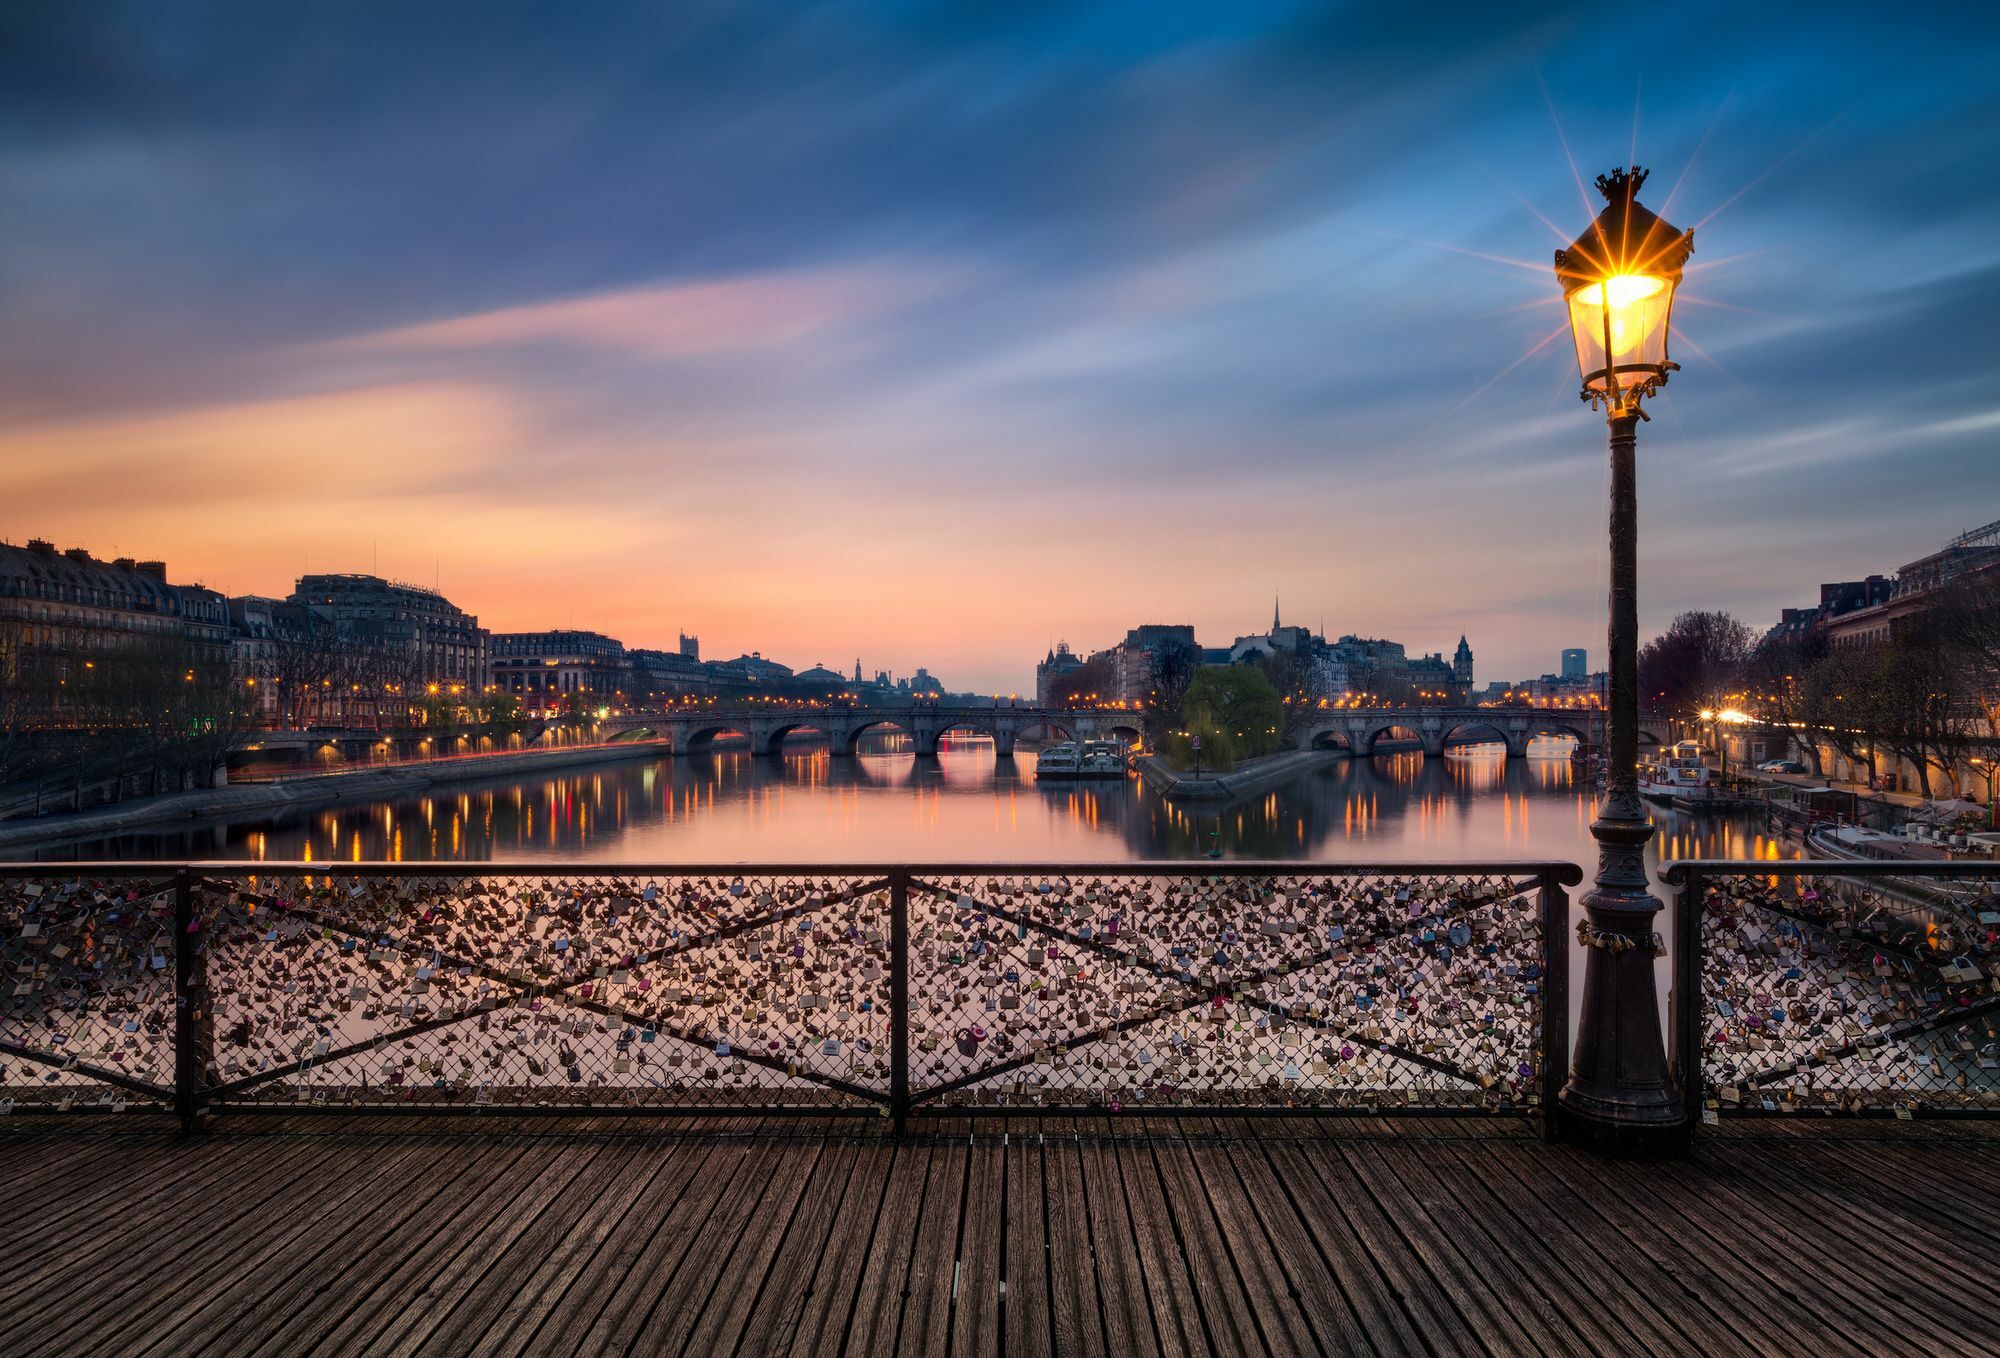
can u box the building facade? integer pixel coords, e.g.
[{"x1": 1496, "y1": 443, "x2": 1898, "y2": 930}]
[
  {"x1": 0, "y1": 540, "x2": 235, "y2": 724},
  {"x1": 289, "y1": 573, "x2": 489, "y2": 700},
  {"x1": 489, "y1": 629, "x2": 630, "y2": 711}
]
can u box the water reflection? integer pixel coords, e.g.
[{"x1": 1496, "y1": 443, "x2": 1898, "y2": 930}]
[{"x1": 39, "y1": 735, "x2": 1798, "y2": 874}]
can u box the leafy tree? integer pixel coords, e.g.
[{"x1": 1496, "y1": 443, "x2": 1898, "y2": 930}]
[{"x1": 1166, "y1": 665, "x2": 1284, "y2": 772}]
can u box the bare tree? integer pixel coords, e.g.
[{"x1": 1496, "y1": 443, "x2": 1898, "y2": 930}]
[{"x1": 1637, "y1": 610, "x2": 1753, "y2": 720}]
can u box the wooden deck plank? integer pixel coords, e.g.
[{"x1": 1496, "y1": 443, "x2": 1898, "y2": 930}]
[
  {"x1": 898, "y1": 1125, "x2": 971, "y2": 1358},
  {"x1": 1175, "y1": 1119, "x2": 1327, "y2": 1358},
  {"x1": 360, "y1": 1133, "x2": 629, "y2": 1357},
  {"x1": 1531, "y1": 1137, "x2": 1878, "y2": 1358},
  {"x1": 4, "y1": 1115, "x2": 1999, "y2": 1358},
  {"x1": 1658, "y1": 1146, "x2": 2000, "y2": 1355},
  {"x1": 281, "y1": 1141, "x2": 563, "y2": 1357},
  {"x1": 1075, "y1": 1122, "x2": 1162, "y2": 1358},
  {"x1": 1208, "y1": 1119, "x2": 1394, "y2": 1358},
  {"x1": 137, "y1": 1137, "x2": 445, "y2": 1358},
  {"x1": 785, "y1": 1134, "x2": 901, "y2": 1358},
  {"x1": 1149, "y1": 1123, "x2": 1273, "y2": 1357},
  {"x1": 1601, "y1": 1142, "x2": 1964, "y2": 1357},
  {"x1": 1716, "y1": 1139, "x2": 2000, "y2": 1291},
  {"x1": 1659, "y1": 1144, "x2": 1998, "y2": 1357},
  {"x1": 468, "y1": 1124, "x2": 724, "y2": 1358},
  {"x1": 630, "y1": 1125, "x2": 832, "y2": 1357},
  {"x1": 1362, "y1": 1132, "x2": 1594, "y2": 1358},
  {"x1": 1330, "y1": 1134, "x2": 1539, "y2": 1358},
  {"x1": 1043, "y1": 1122, "x2": 1114, "y2": 1358},
  {"x1": 564, "y1": 1118, "x2": 761, "y2": 1357},
  {"x1": 1475, "y1": 1141, "x2": 1767, "y2": 1358},
  {"x1": 1434, "y1": 1138, "x2": 1692, "y2": 1358},
  {"x1": 0, "y1": 1137, "x2": 315, "y2": 1343},
  {"x1": 1379, "y1": 1132, "x2": 1603, "y2": 1358},
  {"x1": 1241, "y1": 1120, "x2": 1423, "y2": 1358},
  {"x1": 833, "y1": 1130, "x2": 935, "y2": 1357},
  {"x1": 731, "y1": 1128, "x2": 873, "y2": 1358},
  {"x1": 0, "y1": 1134, "x2": 289, "y2": 1287},
  {"x1": 1001, "y1": 1123, "x2": 1054, "y2": 1358},
  {"x1": 1250, "y1": 1121, "x2": 1469, "y2": 1358},
  {"x1": 421, "y1": 1128, "x2": 684, "y2": 1358},
  {"x1": 1109, "y1": 1118, "x2": 1204, "y2": 1358},
  {"x1": 949, "y1": 1127, "x2": 1008, "y2": 1358}
]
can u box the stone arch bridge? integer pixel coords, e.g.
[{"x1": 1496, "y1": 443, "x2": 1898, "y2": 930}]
[
  {"x1": 1295, "y1": 707, "x2": 1667, "y2": 760},
  {"x1": 595, "y1": 706, "x2": 1142, "y2": 758},
  {"x1": 594, "y1": 704, "x2": 1666, "y2": 761}
]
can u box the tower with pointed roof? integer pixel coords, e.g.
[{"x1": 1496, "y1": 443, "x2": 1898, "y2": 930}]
[{"x1": 1453, "y1": 636, "x2": 1473, "y2": 687}]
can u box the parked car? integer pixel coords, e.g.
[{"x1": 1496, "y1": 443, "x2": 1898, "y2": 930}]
[
  {"x1": 1870, "y1": 773, "x2": 1899, "y2": 792},
  {"x1": 1756, "y1": 759, "x2": 1808, "y2": 774}
]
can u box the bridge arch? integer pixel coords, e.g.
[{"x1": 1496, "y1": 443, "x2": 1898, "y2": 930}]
[
  {"x1": 756, "y1": 722, "x2": 832, "y2": 756},
  {"x1": 677, "y1": 721, "x2": 751, "y2": 753},
  {"x1": 837, "y1": 717, "x2": 914, "y2": 756},
  {"x1": 1440, "y1": 719, "x2": 1511, "y2": 751},
  {"x1": 1519, "y1": 719, "x2": 1590, "y2": 754}
]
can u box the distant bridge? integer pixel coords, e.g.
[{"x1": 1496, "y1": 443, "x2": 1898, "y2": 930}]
[
  {"x1": 1295, "y1": 706, "x2": 1666, "y2": 759},
  {"x1": 595, "y1": 705, "x2": 1141, "y2": 757},
  {"x1": 594, "y1": 704, "x2": 1666, "y2": 760}
]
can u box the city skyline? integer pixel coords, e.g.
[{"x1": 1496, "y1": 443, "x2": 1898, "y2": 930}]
[{"x1": 5, "y1": 3, "x2": 1998, "y2": 691}]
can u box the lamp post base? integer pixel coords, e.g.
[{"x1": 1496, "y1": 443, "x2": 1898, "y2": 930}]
[{"x1": 1556, "y1": 406, "x2": 1688, "y2": 1158}]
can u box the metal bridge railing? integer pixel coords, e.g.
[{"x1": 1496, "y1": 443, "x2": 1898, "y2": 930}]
[
  {"x1": 1666, "y1": 859, "x2": 2000, "y2": 1119},
  {"x1": 0, "y1": 861, "x2": 1576, "y2": 1133}
]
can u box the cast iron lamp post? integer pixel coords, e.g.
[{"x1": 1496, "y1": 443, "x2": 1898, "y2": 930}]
[{"x1": 1553, "y1": 165, "x2": 1694, "y2": 1153}]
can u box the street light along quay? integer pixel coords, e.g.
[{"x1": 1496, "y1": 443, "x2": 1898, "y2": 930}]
[{"x1": 1552, "y1": 165, "x2": 1694, "y2": 1153}]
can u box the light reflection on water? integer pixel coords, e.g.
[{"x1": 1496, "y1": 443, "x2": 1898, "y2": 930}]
[{"x1": 39, "y1": 735, "x2": 1796, "y2": 876}]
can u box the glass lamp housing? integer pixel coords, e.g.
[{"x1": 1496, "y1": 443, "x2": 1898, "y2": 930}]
[{"x1": 1554, "y1": 167, "x2": 1693, "y2": 408}]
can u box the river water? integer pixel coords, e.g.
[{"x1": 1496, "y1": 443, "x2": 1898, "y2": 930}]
[{"x1": 37, "y1": 734, "x2": 1792, "y2": 873}]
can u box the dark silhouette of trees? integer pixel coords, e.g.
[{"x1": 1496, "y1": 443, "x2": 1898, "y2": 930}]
[{"x1": 1637, "y1": 610, "x2": 1753, "y2": 720}]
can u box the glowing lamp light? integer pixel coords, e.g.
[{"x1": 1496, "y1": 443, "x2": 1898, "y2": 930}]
[{"x1": 1553, "y1": 166, "x2": 1693, "y2": 411}]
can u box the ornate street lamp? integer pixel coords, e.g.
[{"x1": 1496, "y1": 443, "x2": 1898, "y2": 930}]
[{"x1": 1553, "y1": 165, "x2": 1693, "y2": 1153}]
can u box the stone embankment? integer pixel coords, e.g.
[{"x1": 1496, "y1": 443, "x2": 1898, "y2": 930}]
[
  {"x1": 0, "y1": 742, "x2": 670, "y2": 853},
  {"x1": 1134, "y1": 748, "x2": 1337, "y2": 804}
]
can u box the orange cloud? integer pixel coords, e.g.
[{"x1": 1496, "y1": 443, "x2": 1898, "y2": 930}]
[{"x1": 331, "y1": 265, "x2": 959, "y2": 359}]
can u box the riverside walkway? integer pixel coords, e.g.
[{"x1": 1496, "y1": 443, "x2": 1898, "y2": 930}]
[{"x1": 3, "y1": 1113, "x2": 1995, "y2": 1357}]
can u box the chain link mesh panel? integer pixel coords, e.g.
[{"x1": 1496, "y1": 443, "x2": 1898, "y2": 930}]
[
  {"x1": 1696, "y1": 869, "x2": 2000, "y2": 1114},
  {"x1": 906, "y1": 870, "x2": 1551, "y2": 1111},
  {"x1": 190, "y1": 868, "x2": 891, "y2": 1110},
  {"x1": 0, "y1": 871, "x2": 180, "y2": 1110}
]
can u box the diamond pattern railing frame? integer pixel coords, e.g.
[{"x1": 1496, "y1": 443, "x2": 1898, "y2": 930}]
[
  {"x1": 1667, "y1": 859, "x2": 2000, "y2": 1120},
  {"x1": 0, "y1": 865, "x2": 186, "y2": 1114},
  {"x1": 900, "y1": 866, "x2": 1571, "y2": 1121},
  {"x1": 0, "y1": 860, "x2": 1578, "y2": 1134}
]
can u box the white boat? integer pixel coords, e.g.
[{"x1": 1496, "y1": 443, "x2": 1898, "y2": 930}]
[
  {"x1": 1035, "y1": 740, "x2": 1126, "y2": 780},
  {"x1": 1034, "y1": 742, "x2": 1082, "y2": 777},
  {"x1": 1639, "y1": 740, "x2": 1717, "y2": 803}
]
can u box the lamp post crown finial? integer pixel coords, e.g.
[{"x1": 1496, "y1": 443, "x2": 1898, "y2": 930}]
[{"x1": 1595, "y1": 165, "x2": 1648, "y2": 203}]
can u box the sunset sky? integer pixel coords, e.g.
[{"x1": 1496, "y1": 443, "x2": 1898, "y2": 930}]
[{"x1": 4, "y1": 2, "x2": 1998, "y2": 692}]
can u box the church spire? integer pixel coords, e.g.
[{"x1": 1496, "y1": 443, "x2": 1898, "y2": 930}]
[{"x1": 1272, "y1": 594, "x2": 1281, "y2": 632}]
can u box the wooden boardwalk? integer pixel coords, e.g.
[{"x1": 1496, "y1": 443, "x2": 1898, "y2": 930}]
[{"x1": 1, "y1": 1115, "x2": 1995, "y2": 1357}]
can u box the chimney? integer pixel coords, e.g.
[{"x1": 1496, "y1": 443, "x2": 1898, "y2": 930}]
[
  {"x1": 25, "y1": 538, "x2": 55, "y2": 555},
  {"x1": 63, "y1": 547, "x2": 93, "y2": 563},
  {"x1": 136, "y1": 561, "x2": 168, "y2": 581},
  {"x1": 113, "y1": 557, "x2": 136, "y2": 570}
]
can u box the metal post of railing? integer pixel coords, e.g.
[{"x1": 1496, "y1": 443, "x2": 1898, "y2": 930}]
[
  {"x1": 1669, "y1": 866, "x2": 1705, "y2": 1129},
  {"x1": 888, "y1": 867, "x2": 910, "y2": 1137},
  {"x1": 1538, "y1": 867, "x2": 1575, "y2": 1142},
  {"x1": 172, "y1": 867, "x2": 203, "y2": 1135}
]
